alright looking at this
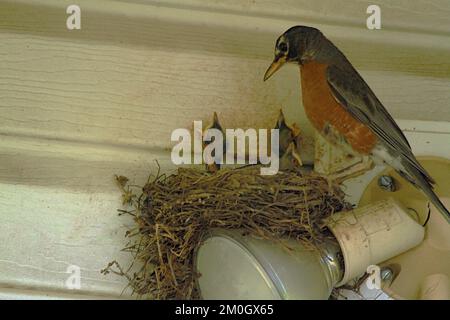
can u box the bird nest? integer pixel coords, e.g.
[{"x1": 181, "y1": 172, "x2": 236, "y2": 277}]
[{"x1": 102, "y1": 165, "x2": 350, "y2": 299}]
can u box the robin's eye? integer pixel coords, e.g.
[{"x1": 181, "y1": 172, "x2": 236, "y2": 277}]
[{"x1": 278, "y1": 42, "x2": 288, "y2": 52}]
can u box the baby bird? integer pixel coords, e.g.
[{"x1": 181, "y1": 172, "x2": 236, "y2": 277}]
[
  {"x1": 203, "y1": 112, "x2": 226, "y2": 173},
  {"x1": 274, "y1": 109, "x2": 303, "y2": 169},
  {"x1": 279, "y1": 142, "x2": 303, "y2": 171}
]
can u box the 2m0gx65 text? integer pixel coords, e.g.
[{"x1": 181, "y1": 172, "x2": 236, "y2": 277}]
[{"x1": 219, "y1": 304, "x2": 274, "y2": 315}]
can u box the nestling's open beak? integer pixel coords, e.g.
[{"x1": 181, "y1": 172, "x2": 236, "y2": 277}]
[{"x1": 263, "y1": 56, "x2": 286, "y2": 81}]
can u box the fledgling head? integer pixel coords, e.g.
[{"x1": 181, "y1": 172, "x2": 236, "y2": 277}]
[
  {"x1": 203, "y1": 112, "x2": 226, "y2": 173},
  {"x1": 274, "y1": 109, "x2": 293, "y2": 154},
  {"x1": 279, "y1": 142, "x2": 303, "y2": 171},
  {"x1": 264, "y1": 26, "x2": 325, "y2": 81}
]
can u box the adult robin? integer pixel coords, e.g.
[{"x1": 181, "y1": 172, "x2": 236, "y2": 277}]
[{"x1": 264, "y1": 25, "x2": 450, "y2": 222}]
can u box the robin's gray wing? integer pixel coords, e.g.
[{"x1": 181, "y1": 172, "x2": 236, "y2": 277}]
[{"x1": 325, "y1": 64, "x2": 434, "y2": 184}]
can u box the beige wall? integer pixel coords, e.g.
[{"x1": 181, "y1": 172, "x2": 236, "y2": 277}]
[
  {"x1": 2, "y1": 0, "x2": 450, "y2": 156},
  {"x1": 0, "y1": 0, "x2": 449, "y2": 298}
]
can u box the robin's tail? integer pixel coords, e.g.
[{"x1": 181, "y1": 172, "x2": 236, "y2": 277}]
[{"x1": 399, "y1": 161, "x2": 450, "y2": 224}]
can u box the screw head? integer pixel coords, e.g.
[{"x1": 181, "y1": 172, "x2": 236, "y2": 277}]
[
  {"x1": 378, "y1": 175, "x2": 397, "y2": 192},
  {"x1": 381, "y1": 268, "x2": 394, "y2": 281}
]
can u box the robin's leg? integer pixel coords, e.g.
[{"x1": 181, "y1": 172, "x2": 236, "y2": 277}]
[
  {"x1": 327, "y1": 156, "x2": 374, "y2": 185},
  {"x1": 314, "y1": 132, "x2": 375, "y2": 185}
]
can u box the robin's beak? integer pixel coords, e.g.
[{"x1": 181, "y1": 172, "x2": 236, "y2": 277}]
[{"x1": 263, "y1": 55, "x2": 286, "y2": 81}]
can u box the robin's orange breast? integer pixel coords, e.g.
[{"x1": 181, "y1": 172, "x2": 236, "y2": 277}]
[{"x1": 300, "y1": 61, "x2": 378, "y2": 155}]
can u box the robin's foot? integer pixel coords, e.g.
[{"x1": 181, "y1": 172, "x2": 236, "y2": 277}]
[{"x1": 326, "y1": 156, "x2": 374, "y2": 185}]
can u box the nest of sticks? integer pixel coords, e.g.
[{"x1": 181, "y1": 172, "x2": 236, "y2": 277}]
[{"x1": 102, "y1": 165, "x2": 350, "y2": 299}]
